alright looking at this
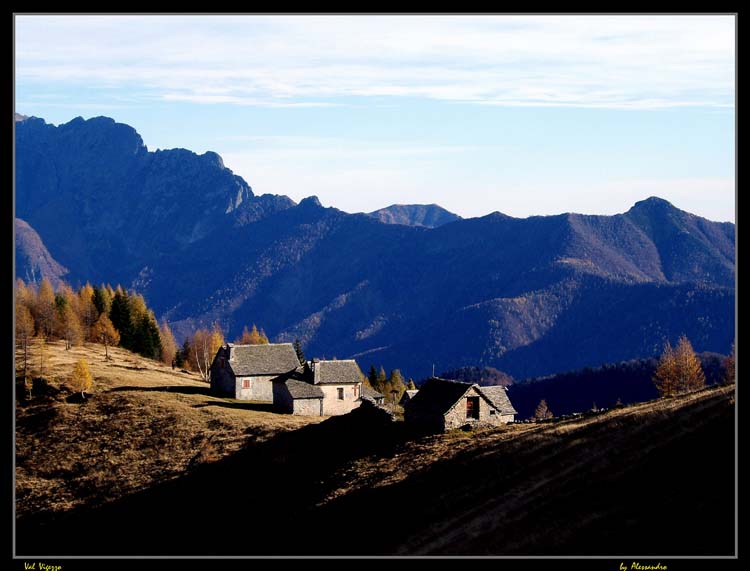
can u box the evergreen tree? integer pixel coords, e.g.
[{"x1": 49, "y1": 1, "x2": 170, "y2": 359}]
[
  {"x1": 132, "y1": 312, "x2": 162, "y2": 359},
  {"x1": 92, "y1": 285, "x2": 112, "y2": 317},
  {"x1": 293, "y1": 339, "x2": 306, "y2": 365},
  {"x1": 368, "y1": 365, "x2": 378, "y2": 388},
  {"x1": 109, "y1": 288, "x2": 133, "y2": 350}
]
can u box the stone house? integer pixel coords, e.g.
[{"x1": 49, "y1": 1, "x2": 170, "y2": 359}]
[
  {"x1": 310, "y1": 359, "x2": 364, "y2": 416},
  {"x1": 477, "y1": 385, "x2": 517, "y2": 422},
  {"x1": 361, "y1": 385, "x2": 386, "y2": 406},
  {"x1": 404, "y1": 377, "x2": 516, "y2": 432},
  {"x1": 209, "y1": 343, "x2": 301, "y2": 401}
]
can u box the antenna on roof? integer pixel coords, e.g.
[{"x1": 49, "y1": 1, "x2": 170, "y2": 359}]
[{"x1": 432, "y1": 363, "x2": 435, "y2": 378}]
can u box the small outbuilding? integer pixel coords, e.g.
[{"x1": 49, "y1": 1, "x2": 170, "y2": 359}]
[
  {"x1": 311, "y1": 359, "x2": 364, "y2": 415},
  {"x1": 272, "y1": 377, "x2": 325, "y2": 416},
  {"x1": 404, "y1": 377, "x2": 516, "y2": 432}
]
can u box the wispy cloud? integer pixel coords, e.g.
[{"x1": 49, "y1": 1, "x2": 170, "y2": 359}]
[{"x1": 15, "y1": 15, "x2": 735, "y2": 109}]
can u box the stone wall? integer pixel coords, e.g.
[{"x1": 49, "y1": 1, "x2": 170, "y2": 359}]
[
  {"x1": 443, "y1": 386, "x2": 511, "y2": 430},
  {"x1": 293, "y1": 398, "x2": 323, "y2": 416},
  {"x1": 236, "y1": 375, "x2": 275, "y2": 402},
  {"x1": 209, "y1": 349, "x2": 235, "y2": 396},
  {"x1": 320, "y1": 383, "x2": 362, "y2": 416}
]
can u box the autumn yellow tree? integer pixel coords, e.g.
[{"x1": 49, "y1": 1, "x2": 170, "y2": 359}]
[
  {"x1": 15, "y1": 301, "x2": 35, "y2": 379},
  {"x1": 159, "y1": 320, "x2": 178, "y2": 367},
  {"x1": 237, "y1": 324, "x2": 269, "y2": 345},
  {"x1": 78, "y1": 283, "x2": 98, "y2": 341},
  {"x1": 534, "y1": 399, "x2": 553, "y2": 420},
  {"x1": 653, "y1": 341, "x2": 678, "y2": 398},
  {"x1": 58, "y1": 303, "x2": 82, "y2": 350},
  {"x1": 93, "y1": 313, "x2": 120, "y2": 360},
  {"x1": 35, "y1": 278, "x2": 57, "y2": 338},
  {"x1": 69, "y1": 359, "x2": 94, "y2": 398},
  {"x1": 674, "y1": 335, "x2": 705, "y2": 393},
  {"x1": 191, "y1": 324, "x2": 225, "y2": 382}
]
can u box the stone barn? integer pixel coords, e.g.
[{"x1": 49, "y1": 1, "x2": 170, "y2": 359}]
[
  {"x1": 209, "y1": 343, "x2": 301, "y2": 401},
  {"x1": 477, "y1": 385, "x2": 517, "y2": 423},
  {"x1": 272, "y1": 377, "x2": 324, "y2": 415},
  {"x1": 404, "y1": 377, "x2": 516, "y2": 432},
  {"x1": 310, "y1": 359, "x2": 364, "y2": 416}
]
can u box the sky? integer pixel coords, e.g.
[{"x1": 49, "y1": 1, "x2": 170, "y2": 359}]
[{"x1": 14, "y1": 15, "x2": 736, "y2": 222}]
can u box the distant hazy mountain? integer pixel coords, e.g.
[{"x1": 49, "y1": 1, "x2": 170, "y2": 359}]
[
  {"x1": 15, "y1": 113, "x2": 29, "y2": 122},
  {"x1": 15, "y1": 115, "x2": 735, "y2": 380},
  {"x1": 15, "y1": 218, "x2": 68, "y2": 287},
  {"x1": 367, "y1": 204, "x2": 461, "y2": 228}
]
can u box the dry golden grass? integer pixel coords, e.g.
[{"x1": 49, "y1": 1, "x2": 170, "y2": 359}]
[{"x1": 15, "y1": 339, "x2": 324, "y2": 519}]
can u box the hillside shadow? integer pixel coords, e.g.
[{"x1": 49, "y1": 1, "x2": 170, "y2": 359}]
[
  {"x1": 15, "y1": 402, "x2": 409, "y2": 556},
  {"x1": 15, "y1": 391, "x2": 734, "y2": 556},
  {"x1": 192, "y1": 401, "x2": 275, "y2": 412},
  {"x1": 110, "y1": 385, "x2": 211, "y2": 396}
]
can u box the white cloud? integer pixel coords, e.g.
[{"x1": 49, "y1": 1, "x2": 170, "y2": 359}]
[{"x1": 15, "y1": 15, "x2": 735, "y2": 109}]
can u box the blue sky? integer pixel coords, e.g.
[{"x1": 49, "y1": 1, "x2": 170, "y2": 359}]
[{"x1": 15, "y1": 15, "x2": 735, "y2": 221}]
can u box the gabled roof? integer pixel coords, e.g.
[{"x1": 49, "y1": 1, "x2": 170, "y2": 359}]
[
  {"x1": 229, "y1": 343, "x2": 300, "y2": 376},
  {"x1": 399, "y1": 389, "x2": 419, "y2": 404},
  {"x1": 361, "y1": 385, "x2": 385, "y2": 401},
  {"x1": 313, "y1": 359, "x2": 363, "y2": 385},
  {"x1": 477, "y1": 386, "x2": 517, "y2": 415},
  {"x1": 404, "y1": 378, "x2": 476, "y2": 416},
  {"x1": 275, "y1": 378, "x2": 324, "y2": 399}
]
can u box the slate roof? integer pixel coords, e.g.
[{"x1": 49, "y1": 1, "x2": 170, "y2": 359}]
[
  {"x1": 228, "y1": 343, "x2": 301, "y2": 376},
  {"x1": 477, "y1": 386, "x2": 517, "y2": 415},
  {"x1": 404, "y1": 378, "x2": 475, "y2": 415},
  {"x1": 276, "y1": 378, "x2": 324, "y2": 399},
  {"x1": 399, "y1": 389, "x2": 419, "y2": 405},
  {"x1": 361, "y1": 385, "x2": 385, "y2": 402},
  {"x1": 313, "y1": 359, "x2": 364, "y2": 385}
]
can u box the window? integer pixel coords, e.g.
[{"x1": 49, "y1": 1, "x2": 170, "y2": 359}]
[
  {"x1": 490, "y1": 409, "x2": 496, "y2": 416},
  {"x1": 337, "y1": 387, "x2": 344, "y2": 400},
  {"x1": 219, "y1": 357, "x2": 225, "y2": 368},
  {"x1": 354, "y1": 385, "x2": 359, "y2": 398},
  {"x1": 242, "y1": 379, "x2": 251, "y2": 389},
  {"x1": 466, "y1": 396, "x2": 479, "y2": 419}
]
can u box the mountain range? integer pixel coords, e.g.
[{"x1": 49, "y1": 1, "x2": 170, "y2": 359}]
[{"x1": 14, "y1": 114, "x2": 735, "y2": 380}]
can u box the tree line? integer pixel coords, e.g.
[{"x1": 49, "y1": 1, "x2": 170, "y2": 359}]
[
  {"x1": 14, "y1": 277, "x2": 276, "y2": 384},
  {"x1": 365, "y1": 365, "x2": 417, "y2": 405}
]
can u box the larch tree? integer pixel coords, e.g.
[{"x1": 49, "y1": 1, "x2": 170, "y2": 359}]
[
  {"x1": 653, "y1": 341, "x2": 679, "y2": 398},
  {"x1": 724, "y1": 342, "x2": 735, "y2": 384},
  {"x1": 406, "y1": 379, "x2": 417, "y2": 391},
  {"x1": 78, "y1": 283, "x2": 98, "y2": 341},
  {"x1": 534, "y1": 399, "x2": 553, "y2": 421},
  {"x1": 69, "y1": 359, "x2": 94, "y2": 398},
  {"x1": 93, "y1": 314, "x2": 120, "y2": 360},
  {"x1": 386, "y1": 369, "x2": 407, "y2": 404},
  {"x1": 35, "y1": 278, "x2": 57, "y2": 338},
  {"x1": 237, "y1": 324, "x2": 269, "y2": 345},
  {"x1": 15, "y1": 302, "x2": 35, "y2": 380},
  {"x1": 674, "y1": 335, "x2": 705, "y2": 393},
  {"x1": 159, "y1": 320, "x2": 178, "y2": 367},
  {"x1": 59, "y1": 303, "x2": 82, "y2": 350}
]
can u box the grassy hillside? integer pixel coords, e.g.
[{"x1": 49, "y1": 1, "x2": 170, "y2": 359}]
[
  {"x1": 16, "y1": 340, "x2": 735, "y2": 557},
  {"x1": 15, "y1": 340, "x2": 324, "y2": 521}
]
